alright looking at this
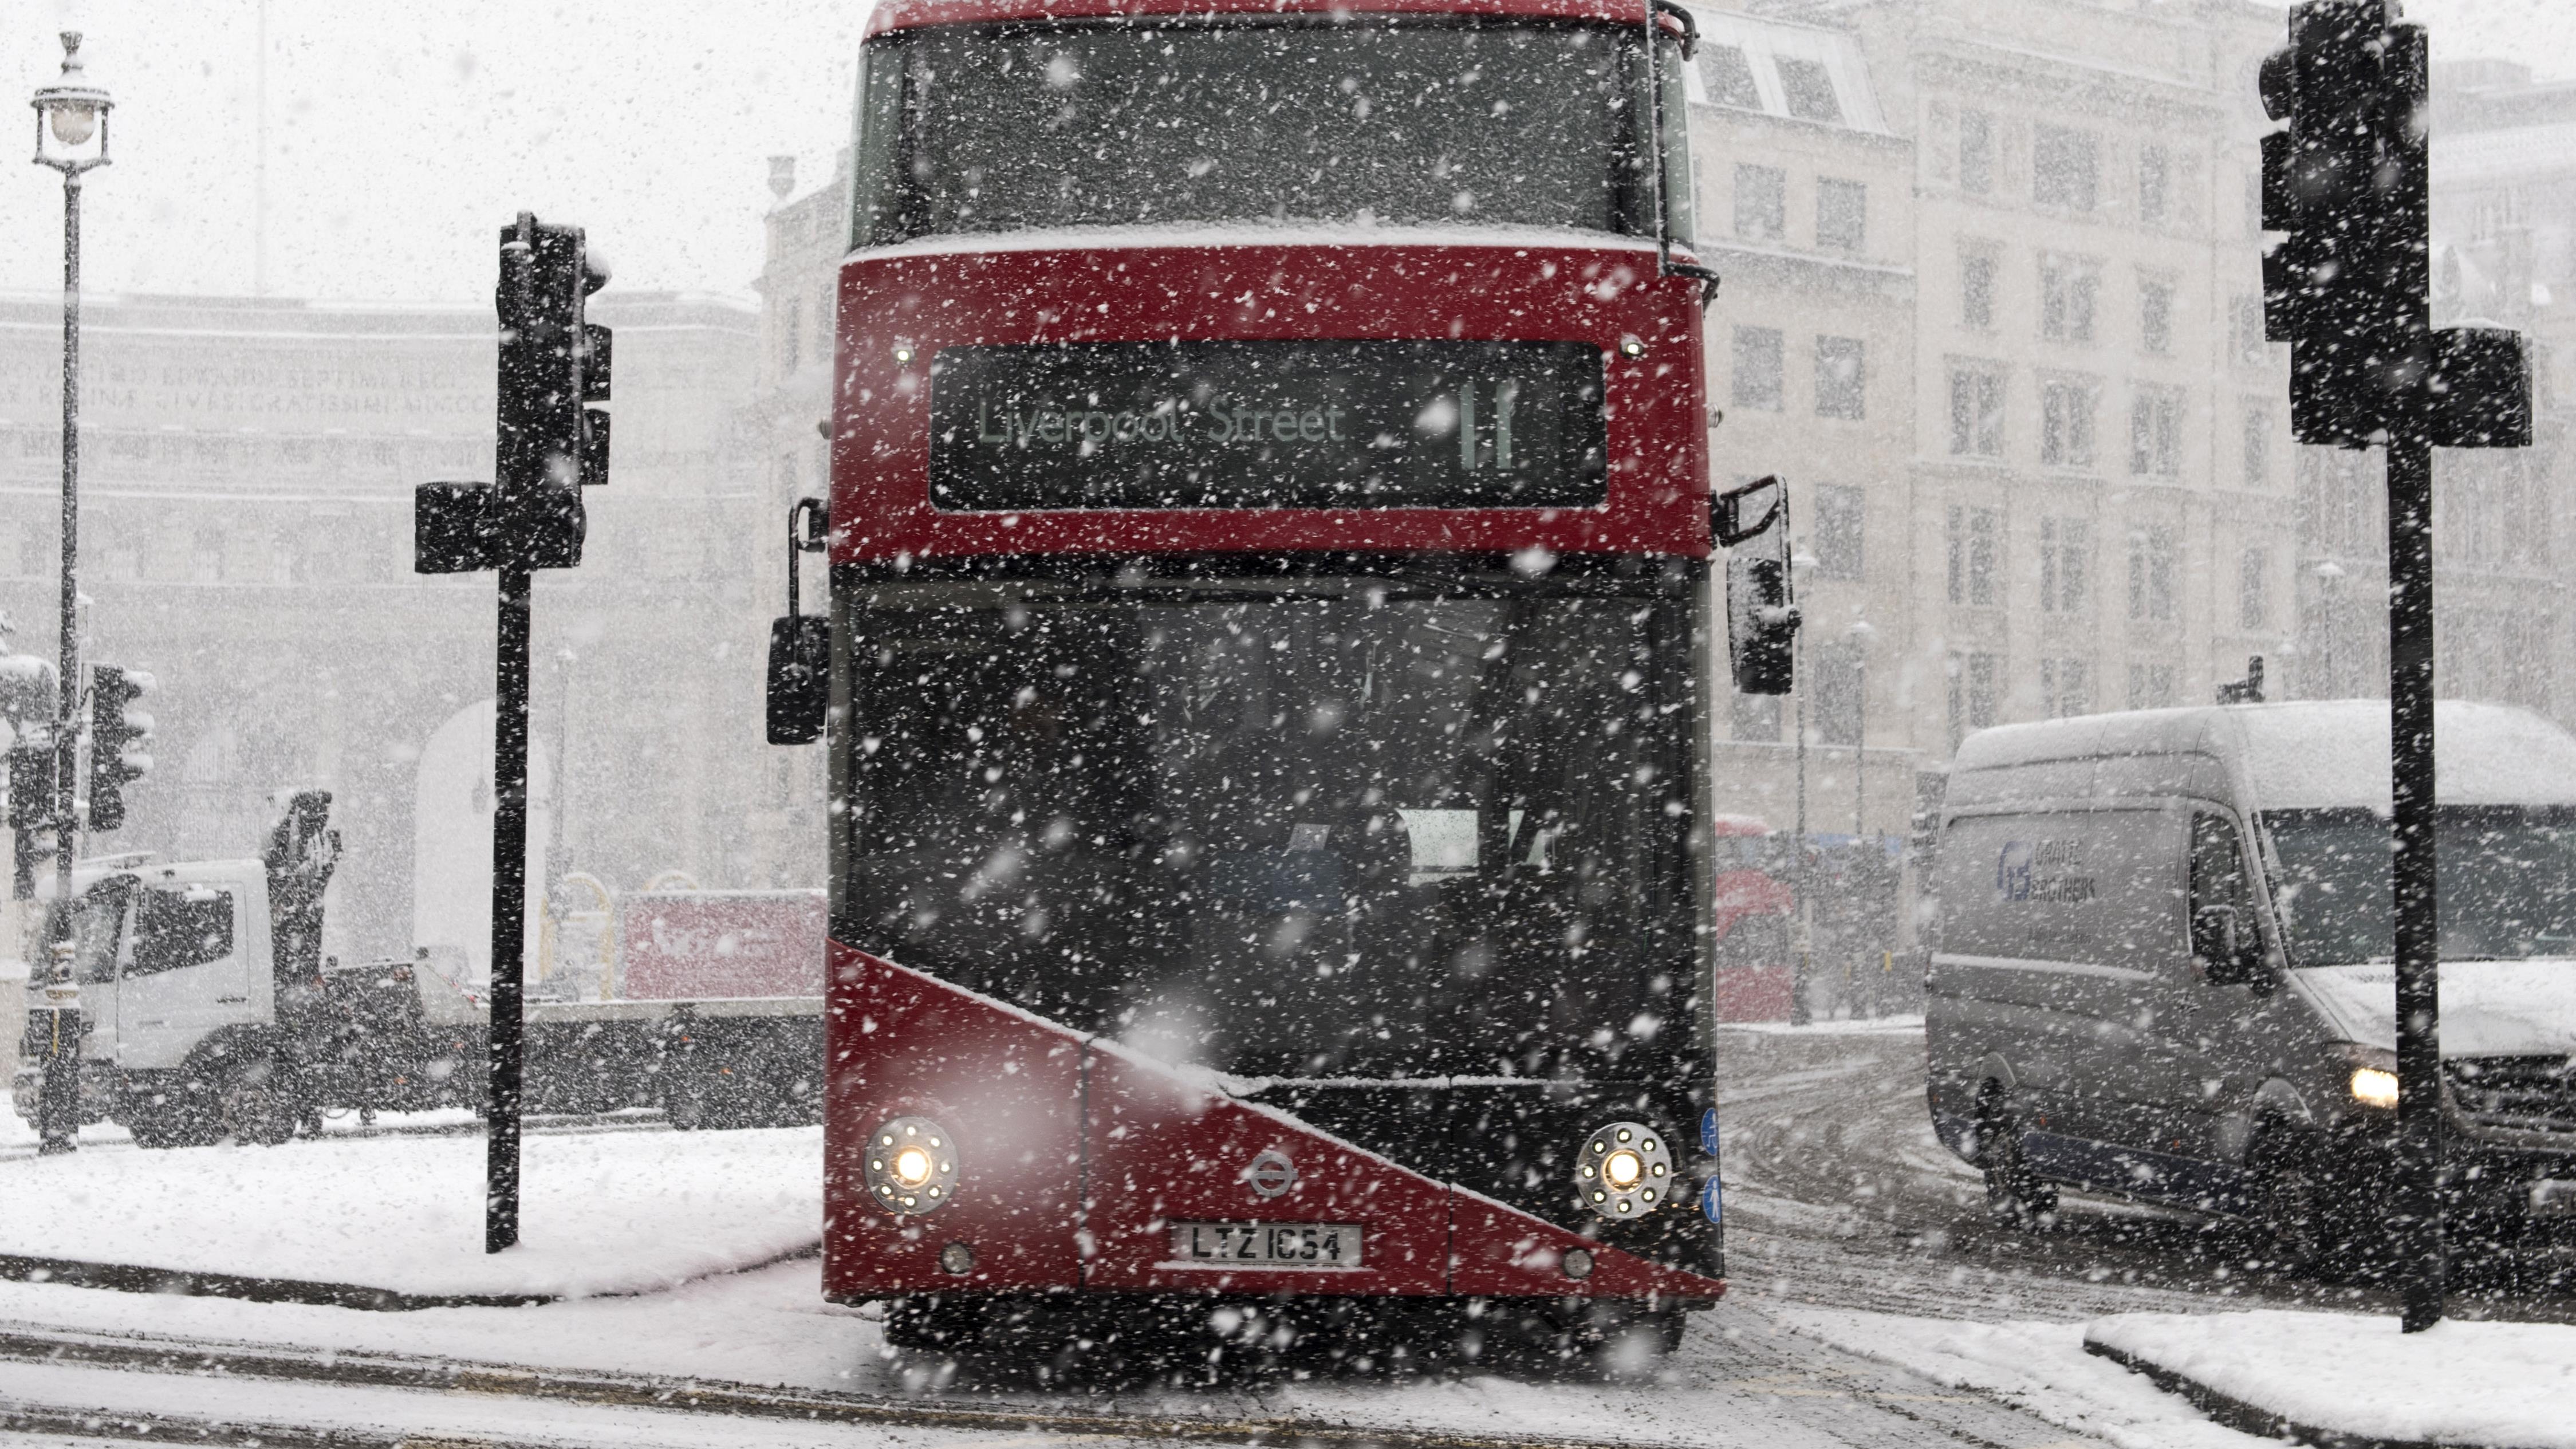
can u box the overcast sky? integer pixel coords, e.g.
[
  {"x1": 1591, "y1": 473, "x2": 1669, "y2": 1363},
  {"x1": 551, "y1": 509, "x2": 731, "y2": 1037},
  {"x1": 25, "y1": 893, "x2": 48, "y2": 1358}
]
[{"x1": 0, "y1": 0, "x2": 2565, "y2": 305}]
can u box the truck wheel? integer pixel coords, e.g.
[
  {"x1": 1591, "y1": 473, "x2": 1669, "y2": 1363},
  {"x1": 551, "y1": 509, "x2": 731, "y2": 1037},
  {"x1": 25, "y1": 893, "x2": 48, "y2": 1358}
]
[
  {"x1": 216, "y1": 1066, "x2": 296, "y2": 1147},
  {"x1": 664, "y1": 1077, "x2": 709, "y2": 1131},
  {"x1": 1976, "y1": 1089, "x2": 2057, "y2": 1224},
  {"x1": 124, "y1": 1096, "x2": 212, "y2": 1150}
]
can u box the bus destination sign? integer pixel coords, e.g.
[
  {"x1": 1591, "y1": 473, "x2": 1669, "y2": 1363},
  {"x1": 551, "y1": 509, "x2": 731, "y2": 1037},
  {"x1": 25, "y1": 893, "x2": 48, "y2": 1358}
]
[{"x1": 927, "y1": 339, "x2": 1607, "y2": 511}]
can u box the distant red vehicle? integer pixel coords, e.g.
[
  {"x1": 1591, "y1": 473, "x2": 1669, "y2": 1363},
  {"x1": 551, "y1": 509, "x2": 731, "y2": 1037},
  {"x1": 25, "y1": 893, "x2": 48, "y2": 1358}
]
[
  {"x1": 617, "y1": 889, "x2": 828, "y2": 1001},
  {"x1": 1708, "y1": 817, "x2": 1794, "y2": 1023},
  {"x1": 787, "y1": 0, "x2": 1730, "y2": 1364}
]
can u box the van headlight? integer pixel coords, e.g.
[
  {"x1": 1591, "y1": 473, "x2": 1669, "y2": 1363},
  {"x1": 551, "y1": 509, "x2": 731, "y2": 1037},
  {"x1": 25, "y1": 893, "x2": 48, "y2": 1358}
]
[
  {"x1": 2334, "y1": 1044, "x2": 2401, "y2": 1112},
  {"x1": 864, "y1": 1116, "x2": 960, "y2": 1214},
  {"x1": 1575, "y1": 1121, "x2": 1673, "y2": 1218}
]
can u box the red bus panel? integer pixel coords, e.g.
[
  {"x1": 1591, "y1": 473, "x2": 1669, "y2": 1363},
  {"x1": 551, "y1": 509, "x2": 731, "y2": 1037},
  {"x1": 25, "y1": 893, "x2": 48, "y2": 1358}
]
[{"x1": 831, "y1": 239, "x2": 1710, "y2": 565}]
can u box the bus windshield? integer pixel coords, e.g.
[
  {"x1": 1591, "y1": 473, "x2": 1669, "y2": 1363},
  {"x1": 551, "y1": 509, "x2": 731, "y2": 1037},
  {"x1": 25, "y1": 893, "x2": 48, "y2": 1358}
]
[
  {"x1": 842, "y1": 575, "x2": 1693, "y2": 1081},
  {"x1": 852, "y1": 19, "x2": 1673, "y2": 245},
  {"x1": 2263, "y1": 806, "x2": 2576, "y2": 965}
]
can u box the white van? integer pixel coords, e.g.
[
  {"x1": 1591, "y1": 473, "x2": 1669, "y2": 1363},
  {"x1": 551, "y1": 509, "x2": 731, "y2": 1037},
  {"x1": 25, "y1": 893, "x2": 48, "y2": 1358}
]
[{"x1": 1925, "y1": 700, "x2": 2576, "y2": 1269}]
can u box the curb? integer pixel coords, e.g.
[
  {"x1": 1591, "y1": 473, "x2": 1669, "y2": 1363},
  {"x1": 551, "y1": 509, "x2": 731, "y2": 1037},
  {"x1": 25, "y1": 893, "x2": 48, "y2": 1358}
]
[
  {"x1": 0, "y1": 1241, "x2": 819, "y2": 1313},
  {"x1": 2082, "y1": 1338, "x2": 2465, "y2": 1449}
]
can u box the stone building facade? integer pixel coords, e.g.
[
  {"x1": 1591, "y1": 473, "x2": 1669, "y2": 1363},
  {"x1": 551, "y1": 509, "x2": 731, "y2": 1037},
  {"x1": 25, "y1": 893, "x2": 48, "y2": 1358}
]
[{"x1": 0, "y1": 288, "x2": 780, "y2": 964}]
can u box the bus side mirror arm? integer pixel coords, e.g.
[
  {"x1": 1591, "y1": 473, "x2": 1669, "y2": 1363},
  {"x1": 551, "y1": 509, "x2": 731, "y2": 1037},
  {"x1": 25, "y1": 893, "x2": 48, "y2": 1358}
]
[
  {"x1": 1715, "y1": 477, "x2": 1798, "y2": 696},
  {"x1": 766, "y1": 498, "x2": 831, "y2": 746}
]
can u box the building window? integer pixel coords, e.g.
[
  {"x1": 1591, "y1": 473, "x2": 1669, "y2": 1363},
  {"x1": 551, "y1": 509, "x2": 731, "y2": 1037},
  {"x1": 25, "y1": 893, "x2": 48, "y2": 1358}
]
[
  {"x1": 2140, "y1": 280, "x2": 2173, "y2": 354},
  {"x1": 2243, "y1": 407, "x2": 2272, "y2": 486},
  {"x1": 1948, "y1": 367, "x2": 2003, "y2": 458},
  {"x1": 2034, "y1": 125, "x2": 2098, "y2": 211},
  {"x1": 2138, "y1": 145, "x2": 2169, "y2": 225},
  {"x1": 1817, "y1": 179, "x2": 1866, "y2": 251},
  {"x1": 1947, "y1": 505, "x2": 2000, "y2": 607},
  {"x1": 2239, "y1": 548, "x2": 2270, "y2": 631},
  {"x1": 191, "y1": 530, "x2": 226, "y2": 584},
  {"x1": 1817, "y1": 646, "x2": 1864, "y2": 747},
  {"x1": 1814, "y1": 336, "x2": 1865, "y2": 419},
  {"x1": 1961, "y1": 246, "x2": 1997, "y2": 328},
  {"x1": 2233, "y1": 296, "x2": 2271, "y2": 363},
  {"x1": 2041, "y1": 379, "x2": 2097, "y2": 468},
  {"x1": 2041, "y1": 659, "x2": 2091, "y2": 719},
  {"x1": 1949, "y1": 652, "x2": 2000, "y2": 750},
  {"x1": 1700, "y1": 45, "x2": 1760, "y2": 109},
  {"x1": 1732, "y1": 326, "x2": 1784, "y2": 411},
  {"x1": 1813, "y1": 484, "x2": 1864, "y2": 580},
  {"x1": 2040, "y1": 517, "x2": 2090, "y2": 613},
  {"x1": 1960, "y1": 110, "x2": 1994, "y2": 195},
  {"x1": 2127, "y1": 662, "x2": 2175, "y2": 710},
  {"x1": 1731, "y1": 688, "x2": 1782, "y2": 742},
  {"x1": 2129, "y1": 388, "x2": 2183, "y2": 477},
  {"x1": 1777, "y1": 58, "x2": 1841, "y2": 123},
  {"x1": 779, "y1": 300, "x2": 802, "y2": 373},
  {"x1": 1735, "y1": 164, "x2": 1786, "y2": 241},
  {"x1": 2041, "y1": 255, "x2": 2098, "y2": 342},
  {"x1": 2128, "y1": 526, "x2": 2177, "y2": 622}
]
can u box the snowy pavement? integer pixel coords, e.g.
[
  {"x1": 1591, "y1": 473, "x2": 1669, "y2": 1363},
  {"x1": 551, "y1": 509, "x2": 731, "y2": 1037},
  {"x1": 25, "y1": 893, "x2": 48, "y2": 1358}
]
[
  {"x1": 2085, "y1": 1309, "x2": 2576, "y2": 1449},
  {"x1": 0, "y1": 1125, "x2": 820, "y2": 1300}
]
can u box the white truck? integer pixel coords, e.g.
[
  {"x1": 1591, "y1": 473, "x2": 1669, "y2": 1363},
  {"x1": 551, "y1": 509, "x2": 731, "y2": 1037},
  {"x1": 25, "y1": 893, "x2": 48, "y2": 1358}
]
[{"x1": 11, "y1": 794, "x2": 828, "y2": 1146}]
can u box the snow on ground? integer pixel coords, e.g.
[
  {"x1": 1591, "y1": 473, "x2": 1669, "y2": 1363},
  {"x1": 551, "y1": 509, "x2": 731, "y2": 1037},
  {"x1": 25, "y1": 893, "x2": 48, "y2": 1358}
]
[
  {"x1": 2086, "y1": 1309, "x2": 2576, "y2": 1449},
  {"x1": 0, "y1": 1126, "x2": 821, "y2": 1298},
  {"x1": 1722, "y1": 1014, "x2": 1925, "y2": 1037},
  {"x1": 1773, "y1": 1306, "x2": 2264, "y2": 1449}
]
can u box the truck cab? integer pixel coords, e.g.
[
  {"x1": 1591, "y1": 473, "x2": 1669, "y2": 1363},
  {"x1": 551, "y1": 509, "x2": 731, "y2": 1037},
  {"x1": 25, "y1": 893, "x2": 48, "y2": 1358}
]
[{"x1": 14, "y1": 857, "x2": 293, "y2": 1145}]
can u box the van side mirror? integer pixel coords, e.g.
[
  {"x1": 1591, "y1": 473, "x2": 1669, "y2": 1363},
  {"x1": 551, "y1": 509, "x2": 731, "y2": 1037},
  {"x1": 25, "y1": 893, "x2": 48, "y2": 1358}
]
[
  {"x1": 766, "y1": 616, "x2": 829, "y2": 745},
  {"x1": 1715, "y1": 477, "x2": 1799, "y2": 696},
  {"x1": 765, "y1": 497, "x2": 831, "y2": 746},
  {"x1": 2193, "y1": 904, "x2": 2266, "y2": 987}
]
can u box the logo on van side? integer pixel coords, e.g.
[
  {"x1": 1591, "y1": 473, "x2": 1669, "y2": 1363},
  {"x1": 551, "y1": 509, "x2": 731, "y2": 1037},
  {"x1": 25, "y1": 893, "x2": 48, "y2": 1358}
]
[{"x1": 1996, "y1": 840, "x2": 2096, "y2": 903}]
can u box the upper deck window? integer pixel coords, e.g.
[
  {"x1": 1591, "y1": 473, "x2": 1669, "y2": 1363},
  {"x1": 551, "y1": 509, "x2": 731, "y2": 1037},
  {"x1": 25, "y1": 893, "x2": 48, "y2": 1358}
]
[{"x1": 852, "y1": 19, "x2": 1667, "y2": 246}]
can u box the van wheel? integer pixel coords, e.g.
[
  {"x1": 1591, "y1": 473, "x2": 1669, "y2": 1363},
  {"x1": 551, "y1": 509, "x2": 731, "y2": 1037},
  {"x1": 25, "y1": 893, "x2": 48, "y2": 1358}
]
[
  {"x1": 1977, "y1": 1092, "x2": 2057, "y2": 1224},
  {"x1": 2252, "y1": 1128, "x2": 2362, "y2": 1279}
]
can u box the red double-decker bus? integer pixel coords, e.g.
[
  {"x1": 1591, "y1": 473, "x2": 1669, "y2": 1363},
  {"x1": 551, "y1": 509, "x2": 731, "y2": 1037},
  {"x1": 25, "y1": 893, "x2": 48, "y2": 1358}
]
[{"x1": 773, "y1": 0, "x2": 1744, "y2": 1367}]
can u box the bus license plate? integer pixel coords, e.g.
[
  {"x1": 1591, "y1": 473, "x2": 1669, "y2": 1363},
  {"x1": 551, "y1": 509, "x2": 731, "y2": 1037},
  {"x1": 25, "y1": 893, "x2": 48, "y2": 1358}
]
[{"x1": 1168, "y1": 1222, "x2": 1364, "y2": 1267}]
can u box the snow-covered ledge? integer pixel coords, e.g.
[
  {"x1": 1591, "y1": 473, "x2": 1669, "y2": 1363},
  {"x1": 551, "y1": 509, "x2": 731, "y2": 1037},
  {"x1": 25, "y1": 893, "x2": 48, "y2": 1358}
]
[{"x1": 2085, "y1": 1309, "x2": 2576, "y2": 1449}]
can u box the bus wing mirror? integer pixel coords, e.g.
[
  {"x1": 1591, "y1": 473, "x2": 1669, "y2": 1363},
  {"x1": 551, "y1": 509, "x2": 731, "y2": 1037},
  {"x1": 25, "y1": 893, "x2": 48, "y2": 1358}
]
[
  {"x1": 1716, "y1": 477, "x2": 1798, "y2": 696},
  {"x1": 766, "y1": 615, "x2": 829, "y2": 746}
]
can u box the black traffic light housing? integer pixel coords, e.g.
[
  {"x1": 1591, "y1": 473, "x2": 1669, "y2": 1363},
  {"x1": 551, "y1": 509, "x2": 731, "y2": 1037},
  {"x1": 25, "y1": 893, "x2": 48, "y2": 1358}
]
[
  {"x1": 2259, "y1": 1, "x2": 2529, "y2": 449},
  {"x1": 87, "y1": 663, "x2": 154, "y2": 833},
  {"x1": 1714, "y1": 476, "x2": 1798, "y2": 697},
  {"x1": 416, "y1": 212, "x2": 612, "y2": 574},
  {"x1": 1, "y1": 656, "x2": 55, "y2": 833}
]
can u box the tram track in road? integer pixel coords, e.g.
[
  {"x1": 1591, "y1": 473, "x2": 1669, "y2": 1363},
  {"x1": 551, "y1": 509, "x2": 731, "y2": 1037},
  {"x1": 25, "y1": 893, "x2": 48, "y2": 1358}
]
[
  {"x1": 0, "y1": 1309, "x2": 2108, "y2": 1449},
  {"x1": 1713, "y1": 1025, "x2": 2576, "y2": 1325}
]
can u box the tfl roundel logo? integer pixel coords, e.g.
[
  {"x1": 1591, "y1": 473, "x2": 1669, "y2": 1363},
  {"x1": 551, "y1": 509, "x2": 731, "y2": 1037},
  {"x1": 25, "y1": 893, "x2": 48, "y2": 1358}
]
[{"x1": 1245, "y1": 1149, "x2": 1298, "y2": 1200}]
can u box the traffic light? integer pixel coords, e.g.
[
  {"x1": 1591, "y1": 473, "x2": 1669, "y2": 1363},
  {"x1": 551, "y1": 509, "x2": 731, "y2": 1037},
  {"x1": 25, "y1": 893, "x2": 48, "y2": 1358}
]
[
  {"x1": 87, "y1": 663, "x2": 153, "y2": 833},
  {"x1": 416, "y1": 212, "x2": 612, "y2": 573},
  {"x1": 1714, "y1": 477, "x2": 1799, "y2": 696},
  {"x1": 2258, "y1": 1, "x2": 2528, "y2": 448},
  {"x1": 1, "y1": 655, "x2": 57, "y2": 833},
  {"x1": 2258, "y1": 1, "x2": 2427, "y2": 447}
]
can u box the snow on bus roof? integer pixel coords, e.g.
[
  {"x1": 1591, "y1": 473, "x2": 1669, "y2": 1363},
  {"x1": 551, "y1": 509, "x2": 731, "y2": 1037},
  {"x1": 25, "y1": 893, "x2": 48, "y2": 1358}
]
[
  {"x1": 1952, "y1": 700, "x2": 2576, "y2": 812},
  {"x1": 868, "y1": 0, "x2": 1657, "y2": 40}
]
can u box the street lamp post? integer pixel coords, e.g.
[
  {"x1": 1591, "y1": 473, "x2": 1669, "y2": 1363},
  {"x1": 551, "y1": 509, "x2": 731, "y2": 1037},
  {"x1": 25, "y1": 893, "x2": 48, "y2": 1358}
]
[
  {"x1": 29, "y1": 32, "x2": 112, "y2": 1157},
  {"x1": 1789, "y1": 546, "x2": 1818, "y2": 1027},
  {"x1": 1845, "y1": 619, "x2": 1876, "y2": 1017}
]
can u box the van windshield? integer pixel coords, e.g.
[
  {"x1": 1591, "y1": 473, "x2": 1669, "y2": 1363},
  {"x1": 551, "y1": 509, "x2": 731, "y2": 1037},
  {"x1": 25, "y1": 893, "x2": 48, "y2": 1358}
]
[{"x1": 2263, "y1": 806, "x2": 2576, "y2": 965}]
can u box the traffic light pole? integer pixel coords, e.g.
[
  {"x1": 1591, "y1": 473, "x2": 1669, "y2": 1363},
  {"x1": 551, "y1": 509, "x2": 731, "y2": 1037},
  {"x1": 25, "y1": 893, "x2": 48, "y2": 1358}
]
[
  {"x1": 486, "y1": 563, "x2": 532, "y2": 1253},
  {"x1": 2385, "y1": 434, "x2": 2444, "y2": 1332},
  {"x1": 36, "y1": 162, "x2": 88, "y2": 1158}
]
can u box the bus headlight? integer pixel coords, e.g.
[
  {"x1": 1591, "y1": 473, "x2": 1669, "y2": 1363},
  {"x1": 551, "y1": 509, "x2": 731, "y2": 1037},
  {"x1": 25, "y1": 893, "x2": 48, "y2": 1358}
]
[
  {"x1": 1575, "y1": 1120, "x2": 1673, "y2": 1219},
  {"x1": 864, "y1": 1116, "x2": 960, "y2": 1214}
]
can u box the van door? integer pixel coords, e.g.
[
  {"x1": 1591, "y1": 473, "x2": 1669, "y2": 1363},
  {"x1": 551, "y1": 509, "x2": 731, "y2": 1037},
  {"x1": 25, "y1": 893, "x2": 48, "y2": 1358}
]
[
  {"x1": 2085, "y1": 809, "x2": 2264, "y2": 1207},
  {"x1": 115, "y1": 881, "x2": 247, "y2": 1072},
  {"x1": 69, "y1": 878, "x2": 135, "y2": 1067}
]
